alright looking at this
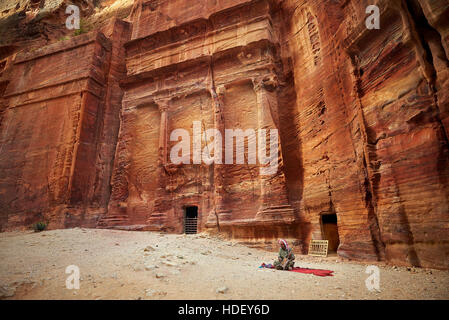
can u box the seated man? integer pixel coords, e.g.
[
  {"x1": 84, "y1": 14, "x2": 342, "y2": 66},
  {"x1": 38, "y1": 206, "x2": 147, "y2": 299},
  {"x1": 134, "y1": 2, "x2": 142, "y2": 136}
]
[{"x1": 274, "y1": 239, "x2": 295, "y2": 270}]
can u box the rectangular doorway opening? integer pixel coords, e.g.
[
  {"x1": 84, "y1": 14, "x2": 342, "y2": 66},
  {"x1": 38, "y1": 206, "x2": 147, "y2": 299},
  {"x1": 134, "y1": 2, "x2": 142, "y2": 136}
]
[
  {"x1": 321, "y1": 213, "x2": 340, "y2": 252},
  {"x1": 184, "y1": 206, "x2": 198, "y2": 234}
]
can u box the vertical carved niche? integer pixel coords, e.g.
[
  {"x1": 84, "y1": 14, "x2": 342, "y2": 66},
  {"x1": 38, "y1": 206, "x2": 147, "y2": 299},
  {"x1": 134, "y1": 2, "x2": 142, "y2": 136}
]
[{"x1": 293, "y1": 6, "x2": 322, "y2": 73}]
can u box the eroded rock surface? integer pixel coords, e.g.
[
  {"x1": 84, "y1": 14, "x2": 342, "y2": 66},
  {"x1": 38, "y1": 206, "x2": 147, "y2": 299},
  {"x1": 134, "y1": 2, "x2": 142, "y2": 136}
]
[{"x1": 0, "y1": 0, "x2": 448, "y2": 269}]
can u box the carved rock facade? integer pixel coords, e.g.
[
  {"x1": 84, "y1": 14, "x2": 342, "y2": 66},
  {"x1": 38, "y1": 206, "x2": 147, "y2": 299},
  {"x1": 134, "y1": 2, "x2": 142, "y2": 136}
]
[{"x1": 0, "y1": 0, "x2": 448, "y2": 269}]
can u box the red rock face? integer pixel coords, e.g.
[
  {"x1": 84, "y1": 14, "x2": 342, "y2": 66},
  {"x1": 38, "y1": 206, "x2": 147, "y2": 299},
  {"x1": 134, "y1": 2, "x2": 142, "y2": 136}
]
[
  {"x1": 0, "y1": 0, "x2": 448, "y2": 269},
  {"x1": 0, "y1": 19, "x2": 131, "y2": 229},
  {"x1": 281, "y1": 0, "x2": 449, "y2": 269}
]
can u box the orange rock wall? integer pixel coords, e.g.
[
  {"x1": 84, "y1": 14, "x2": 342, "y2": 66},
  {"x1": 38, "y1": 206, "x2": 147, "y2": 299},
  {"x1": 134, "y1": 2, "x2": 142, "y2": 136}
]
[
  {"x1": 281, "y1": 0, "x2": 449, "y2": 268},
  {"x1": 0, "y1": 0, "x2": 448, "y2": 269},
  {"x1": 0, "y1": 19, "x2": 131, "y2": 229}
]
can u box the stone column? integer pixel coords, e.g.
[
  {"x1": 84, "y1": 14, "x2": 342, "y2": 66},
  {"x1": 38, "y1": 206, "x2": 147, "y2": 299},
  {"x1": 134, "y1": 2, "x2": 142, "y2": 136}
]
[
  {"x1": 147, "y1": 98, "x2": 170, "y2": 228},
  {"x1": 158, "y1": 100, "x2": 169, "y2": 167},
  {"x1": 252, "y1": 75, "x2": 295, "y2": 222},
  {"x1": 206, "y1": 85, "x2": 232, "y2": 227}
]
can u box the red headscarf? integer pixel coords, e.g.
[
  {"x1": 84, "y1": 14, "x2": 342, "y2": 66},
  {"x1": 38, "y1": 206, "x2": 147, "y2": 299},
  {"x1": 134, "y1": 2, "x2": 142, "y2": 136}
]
[{"x1": 278, "y1": 239, "x2": 289, "y2": 250}]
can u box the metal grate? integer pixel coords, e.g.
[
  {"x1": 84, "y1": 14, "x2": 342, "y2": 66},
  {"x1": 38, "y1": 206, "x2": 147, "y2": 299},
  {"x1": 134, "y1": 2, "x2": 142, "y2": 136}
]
[
  {"x1": 308, "y1": 240, "x2": 329, "y2": 257},
  {"x1": 184, "y1": 217, "x2": 198, "y2": 234}
]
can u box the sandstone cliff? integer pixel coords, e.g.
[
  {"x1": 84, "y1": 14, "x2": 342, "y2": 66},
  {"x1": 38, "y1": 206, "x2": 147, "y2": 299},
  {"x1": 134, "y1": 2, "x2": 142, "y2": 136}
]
[{"x1": 0, "y1": 0, "x2": 448, "y2": 269}]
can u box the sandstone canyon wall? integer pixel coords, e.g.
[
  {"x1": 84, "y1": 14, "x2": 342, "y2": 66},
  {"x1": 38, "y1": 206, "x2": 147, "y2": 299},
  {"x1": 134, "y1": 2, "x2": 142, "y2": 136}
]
[{"x1": 0, "y1": 0, "x2": 448, "y2": 269}]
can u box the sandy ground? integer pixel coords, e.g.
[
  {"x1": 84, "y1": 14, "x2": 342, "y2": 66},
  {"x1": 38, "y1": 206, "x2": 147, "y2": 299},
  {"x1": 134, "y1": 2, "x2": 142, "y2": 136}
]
[{"x1": 0, "y1": 228, "x2": 448, "y2": 300}]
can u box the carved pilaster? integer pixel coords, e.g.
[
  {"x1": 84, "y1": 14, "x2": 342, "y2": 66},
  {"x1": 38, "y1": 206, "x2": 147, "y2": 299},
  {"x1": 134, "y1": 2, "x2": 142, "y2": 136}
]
[
  {"x1": 157, "y1": 100, "x2": 169, "y2": 167},
  {"x1": 252, "y1": 75, "x2": 295, "y2": 222},
  {"x1": 147, "y1": 98, "x2": 171, "y2": 228},
  {"x1": 206, "y1": 85, "x2": 232, "y2": 226}
]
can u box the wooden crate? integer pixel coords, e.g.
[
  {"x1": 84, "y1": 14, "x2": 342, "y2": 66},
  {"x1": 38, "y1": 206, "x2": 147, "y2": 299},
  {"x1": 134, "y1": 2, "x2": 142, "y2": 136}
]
[{"x1": 308, "y1": 240, "x2": 329, "y2": 257}]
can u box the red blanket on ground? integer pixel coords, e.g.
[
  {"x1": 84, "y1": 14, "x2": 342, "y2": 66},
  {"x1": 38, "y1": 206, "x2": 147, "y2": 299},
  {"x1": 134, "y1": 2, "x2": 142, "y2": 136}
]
[
  {"x1": 259, "y1": 263, "x2": 334, "y2": 277},
  {"x1": 290, "y1": 267, "x2": 334, "y2": 277}
]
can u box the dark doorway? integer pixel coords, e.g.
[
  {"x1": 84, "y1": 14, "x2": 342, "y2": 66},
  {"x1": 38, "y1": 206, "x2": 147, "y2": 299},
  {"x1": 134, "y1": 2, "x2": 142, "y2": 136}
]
[
  {"x1": 321, "y1": 213, "x2": 340, "y2": 252},
  {"x1": 184, "y1": 206, "x2": 198, "y2": 234}
]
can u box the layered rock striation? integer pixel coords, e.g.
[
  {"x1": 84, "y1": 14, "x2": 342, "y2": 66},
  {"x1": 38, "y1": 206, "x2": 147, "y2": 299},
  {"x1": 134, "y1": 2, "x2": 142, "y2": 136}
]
[{"x1": 0, "y1": 0, "x2": 448, "y2": 269}]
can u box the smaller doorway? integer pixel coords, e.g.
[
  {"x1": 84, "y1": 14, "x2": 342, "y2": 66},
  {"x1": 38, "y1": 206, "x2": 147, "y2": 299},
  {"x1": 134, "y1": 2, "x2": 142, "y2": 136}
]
[
  {"x1": 321, "y1": 213, "x2": 340, "y2": 252},
  {"x1": 184, "y1": 206, "x2": 198, "y2": 234}
]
